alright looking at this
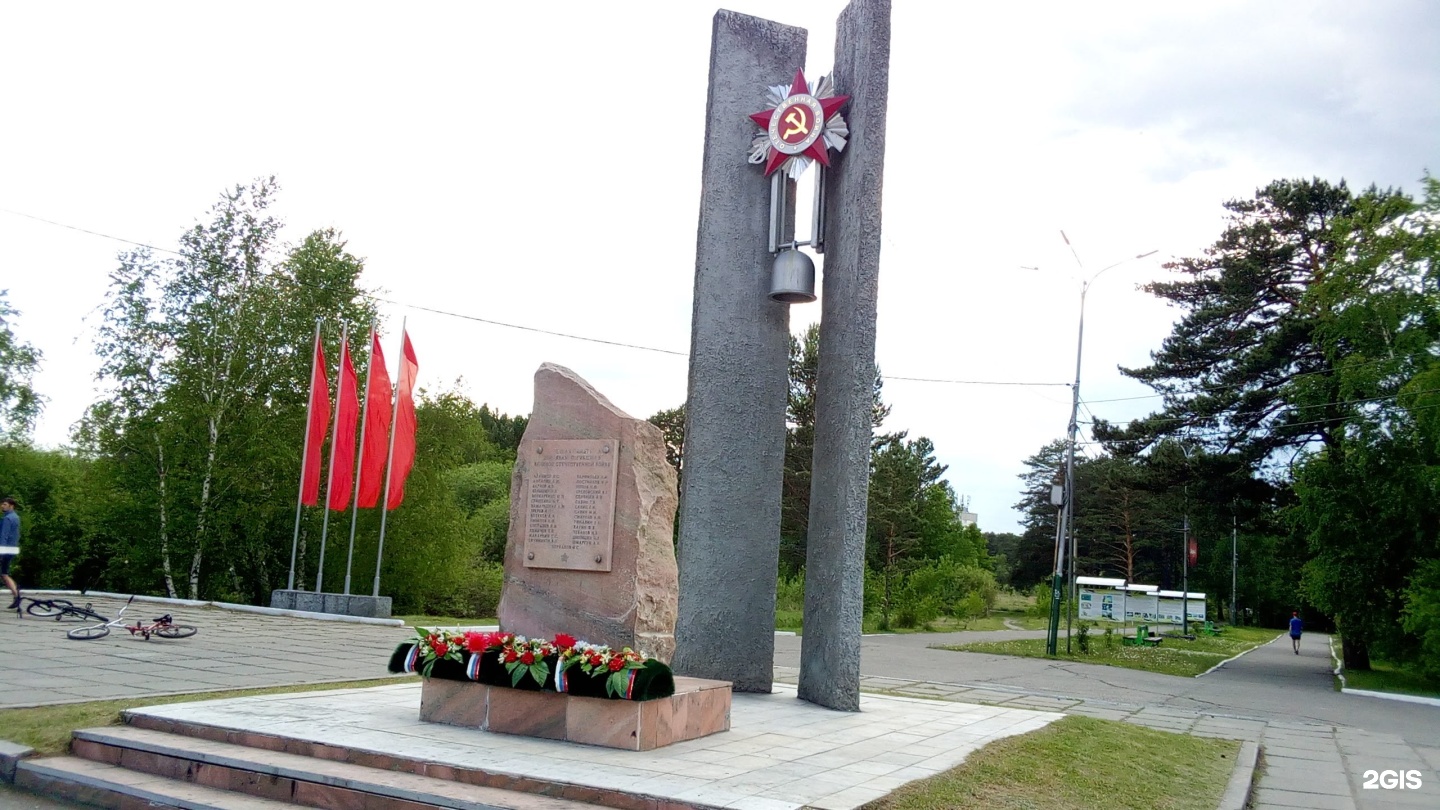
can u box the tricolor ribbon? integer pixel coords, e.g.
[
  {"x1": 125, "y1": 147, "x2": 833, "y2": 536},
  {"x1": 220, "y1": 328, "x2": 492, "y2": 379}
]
[
  {"x1": 623, "y1": 668, "x2": 638, "y2": 700},
  {"x1": 465, "y1": 653, "x2": 482, "y2": 681},
  {"x1": 555, "y1": 661, "x2": 569, "y2": 694},
  {"x1": 402, "y1": 645, "x2": 419, "y2": 674}
]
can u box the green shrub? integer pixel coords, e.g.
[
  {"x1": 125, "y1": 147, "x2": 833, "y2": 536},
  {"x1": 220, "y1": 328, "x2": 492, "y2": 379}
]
[
  {"x1": 456, "y1": 561, "x2": 504, "y2": 617},
  {"x1": 1077, "y1": 620, "x2": 1092, "y2": 654},
  {"x1": 1401, "y1": 560, "x2": 1440, "y2": 680},
  {"x1": 776, "y1": 570, "x2": 806, "y2": 613}
]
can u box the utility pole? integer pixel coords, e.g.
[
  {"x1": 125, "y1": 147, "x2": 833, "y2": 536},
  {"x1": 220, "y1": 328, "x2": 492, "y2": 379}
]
[
  {"x1": 1046, "y1": 479, "x2": 1065, "y2": 655},
  {"x1": 1181, "y1": 512, "x2": 1190, "y2": 636},
  {"x1": 1231, "y1": 509, "x2": 1238, "y2": 625},
  {"x1": 1044, "y1": 237, "x2": 1157, "y2": 656}
]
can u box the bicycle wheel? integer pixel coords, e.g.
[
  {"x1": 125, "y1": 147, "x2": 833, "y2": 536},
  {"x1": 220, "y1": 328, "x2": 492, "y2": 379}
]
[
  {"x1": 67, "y1": 625, "x2": 111, "y2": 640},
  {"x1": 153, "y1": 624, "x2": 197, "y2": 639},
  {"x1": 59, "y1": 606, "x2": 108, "y2": 623},
  {"x1": 26, "y1": 599, "x2": 73, "y2": 618}
]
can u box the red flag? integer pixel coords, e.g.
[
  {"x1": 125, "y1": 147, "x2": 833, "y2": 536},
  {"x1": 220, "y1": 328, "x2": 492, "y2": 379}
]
[
  {"x1": 386, "y1": 331, "x2": 419, "y2": 510},
  {"x1": 1187, "y1": 538, "x2": 1198, "y2": 567},
  {"x1": 300, "y1": 340, "x2": 330, "y2": 506},
  {"x1": 356, "y1": 331, "x2": 392, "y2": 508},
  {"x1": 326, "y1": 341, "x2": 360, "y2": 511}
]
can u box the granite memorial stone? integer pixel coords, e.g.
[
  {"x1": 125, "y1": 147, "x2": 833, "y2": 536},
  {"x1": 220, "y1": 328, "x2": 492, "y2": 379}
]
[{"x1": 498, "y1": 363, "x2": 680, "y2": 662}]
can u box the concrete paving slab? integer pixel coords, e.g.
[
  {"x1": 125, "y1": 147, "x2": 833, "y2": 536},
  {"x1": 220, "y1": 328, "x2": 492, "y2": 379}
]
[
  {"x1": 0, "y1": 595, "x2": 412, "y2": 709},
  {"x1": 1253, "y1": 787, "x2": 1357, "y2": 809}
]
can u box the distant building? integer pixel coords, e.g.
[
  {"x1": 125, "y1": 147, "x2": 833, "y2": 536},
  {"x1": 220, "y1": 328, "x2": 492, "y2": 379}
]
[{"x1": 959, "y1": 510, "x2": 977, "y2": 527}]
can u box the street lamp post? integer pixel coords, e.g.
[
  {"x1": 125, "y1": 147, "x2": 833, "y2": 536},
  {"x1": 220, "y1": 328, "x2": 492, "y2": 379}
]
[
  {"x1": 1182, "y1": 511, "x2": 1190, "y2": 637},
  {"x1": 1045, "y1": 235, "x2": 1158, "y2": 656}
]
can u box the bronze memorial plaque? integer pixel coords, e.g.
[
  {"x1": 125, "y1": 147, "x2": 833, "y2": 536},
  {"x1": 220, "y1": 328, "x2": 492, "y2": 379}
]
[{"x1": 522, "y1": 439, "x2": 619, "y2": 571}]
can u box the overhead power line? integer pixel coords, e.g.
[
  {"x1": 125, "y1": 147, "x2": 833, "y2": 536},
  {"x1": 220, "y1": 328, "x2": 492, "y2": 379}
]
[
  {"x1": 888, "y1": 375, "x2": 1068, "y2": 387},
  {"x1": 2, "y1": 205, "x2": 1075, "y2": 386}
]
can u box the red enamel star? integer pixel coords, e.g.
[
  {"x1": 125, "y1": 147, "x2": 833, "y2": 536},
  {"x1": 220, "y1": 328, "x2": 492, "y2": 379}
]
[{"x1": 749, "y1": 69, "x2": 849, "y2": 177}]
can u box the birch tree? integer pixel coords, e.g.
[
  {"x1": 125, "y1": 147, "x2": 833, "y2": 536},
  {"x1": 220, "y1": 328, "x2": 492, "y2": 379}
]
[{"x1": 88, "y1": 179, "x2": 374, "y2": 600}]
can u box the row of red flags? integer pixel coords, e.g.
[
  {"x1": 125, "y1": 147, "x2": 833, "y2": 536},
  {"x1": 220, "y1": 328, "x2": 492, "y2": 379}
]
[{"x1": 300, "y1": 328, "x2": 419, "y2": 511}]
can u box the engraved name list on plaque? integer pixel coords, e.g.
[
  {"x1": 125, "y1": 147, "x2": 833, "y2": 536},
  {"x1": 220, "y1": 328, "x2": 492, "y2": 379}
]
[{"x1": 521, "y1": 439, "x2": 620, "y2": 571}]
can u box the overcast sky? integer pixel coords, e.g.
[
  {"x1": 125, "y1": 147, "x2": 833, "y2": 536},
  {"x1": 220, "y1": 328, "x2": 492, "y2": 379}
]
[{"x1": 1, "y1": 1, "x2": 1436, "y2": 534}]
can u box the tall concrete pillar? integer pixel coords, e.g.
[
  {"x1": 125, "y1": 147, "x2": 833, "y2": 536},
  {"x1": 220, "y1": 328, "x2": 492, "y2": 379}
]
[
  {"x1": 672, "y1": 11, "x2": 805, "y2": 693},
  {"x1": 799, "y1": 0, "x2": 892, "y2": 712}
]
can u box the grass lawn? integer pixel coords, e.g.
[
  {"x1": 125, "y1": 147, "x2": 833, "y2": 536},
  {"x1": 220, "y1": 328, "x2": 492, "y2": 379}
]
[
  {"x1": 0, "y1": 677, "x2": 414, "y2": 756},
  {"x1": 1341, "y1": 658, "x2": 1440, "y2": 699},
  {"x1": 775, "y1": 612, "x2": 1049, "y2": 635},
  {"x1": 862, "y1": 714, "x2": 1239, "y2": 810},
  {"x1": 963, "y1": 613, "x2": 1050, "y2": 632},
  {"x1": 937, "y1": 626, "x2": 1281, "y2": 678}
]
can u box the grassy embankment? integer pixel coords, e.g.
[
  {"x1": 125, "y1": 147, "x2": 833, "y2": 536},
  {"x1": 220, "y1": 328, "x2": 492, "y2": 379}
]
[
  {"x1": 1331, "y1": 636, "x2": 1440, "y2": 699},
  {"x1": 776, "y1": 588, "x2": 1048, "y2": 635},
  {"x1": 938, "y1": 626, "x2": 1281, "y2": 677}
]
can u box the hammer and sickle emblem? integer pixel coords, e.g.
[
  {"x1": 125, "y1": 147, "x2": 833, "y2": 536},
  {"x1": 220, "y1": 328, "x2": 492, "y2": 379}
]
[{"x1": 782, "y1": 107, "x2": 809, "y2": 139}]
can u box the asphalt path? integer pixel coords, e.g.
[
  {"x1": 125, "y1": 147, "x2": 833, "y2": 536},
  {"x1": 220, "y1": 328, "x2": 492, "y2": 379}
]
[{"x1": 774, "y1": 629, "x2": 1440, "y2": 749}]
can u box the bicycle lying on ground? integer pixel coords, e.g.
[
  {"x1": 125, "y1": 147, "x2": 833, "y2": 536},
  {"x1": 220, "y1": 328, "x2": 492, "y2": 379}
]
[
  {"x1": 65, "y1": 595, "x2": 198, "y2": 641},
  {"x1": 23, "y1": 596, "x2": 109, "y2": 622},
  {"x1": 20, "y1": 596, "x2": 74, "y2": 617}
]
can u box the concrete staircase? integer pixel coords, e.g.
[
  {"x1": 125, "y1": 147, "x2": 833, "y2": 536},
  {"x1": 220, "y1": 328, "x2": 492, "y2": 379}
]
[{"x1": 15, "y1": 719, "x2": 699, "y2": 810}]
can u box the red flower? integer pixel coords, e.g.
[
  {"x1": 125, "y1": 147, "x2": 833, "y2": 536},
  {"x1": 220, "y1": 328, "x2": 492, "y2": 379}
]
[
  {"x1": 590, "y1": 654, "x2": 604, "y2": 668},
  {"x1": 430, "y1": 639, "x2": 448, "y2": 656},
  {"x1": 520, "y1": 651, "x2": 535, "y2": 665},
  {"x1": 608, "y1": 656, "x2": 625, "y2": 672},
  {"x1": 553, "y1": 633, "x2": 577, "y2": 650},
  {"x1": 504, "y1": 649, "x2": 518, "y2": 663},
  {"x1": 464, "y1": 632, "x2": 488, "y2": 653}
]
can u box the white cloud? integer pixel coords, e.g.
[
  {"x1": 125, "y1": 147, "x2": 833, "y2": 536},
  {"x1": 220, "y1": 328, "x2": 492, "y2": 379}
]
[{"x1": 0, "y1": 1, "x2": 1434, "y2": 534}]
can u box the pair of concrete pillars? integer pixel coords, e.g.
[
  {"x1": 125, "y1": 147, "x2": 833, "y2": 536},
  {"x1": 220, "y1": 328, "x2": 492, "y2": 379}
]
[{"x1": 672, "y1": 0, "x2": 890, "y2": 712}]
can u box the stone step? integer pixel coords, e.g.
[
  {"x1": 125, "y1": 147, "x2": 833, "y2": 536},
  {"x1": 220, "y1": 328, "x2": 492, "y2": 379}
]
[
  {"x1": 124, "y1": 713, "x2": 721, "y2": 809},
  {"x1": 16, "y1": 756, "x2": 295, "y2": 809},
  {"x1": 66, "y1": 725, "x2": 608, "y2": 810}
]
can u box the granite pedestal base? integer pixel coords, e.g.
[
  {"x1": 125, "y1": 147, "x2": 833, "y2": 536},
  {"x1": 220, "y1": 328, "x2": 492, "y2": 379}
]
[
  {"x1": 419, "y1": 676, "x2": 731, "y2": 751},
  {"x1": 268, "y1": 589, "x2": 392, "y2": 619}
]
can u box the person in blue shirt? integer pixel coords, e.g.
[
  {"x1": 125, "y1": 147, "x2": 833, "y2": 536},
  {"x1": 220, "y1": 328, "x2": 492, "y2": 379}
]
[
  {"x1": 1289, "y1": 611, "x2": 1303, "y2": 654},
  {"x1": 1, "y1": 498, "x2": 19, "y2": 611}
]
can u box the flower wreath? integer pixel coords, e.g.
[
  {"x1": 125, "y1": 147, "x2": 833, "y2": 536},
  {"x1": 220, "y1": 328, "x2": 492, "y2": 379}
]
[{"x1": 407, "y1": 628, "x2": 648, "y2": 698}]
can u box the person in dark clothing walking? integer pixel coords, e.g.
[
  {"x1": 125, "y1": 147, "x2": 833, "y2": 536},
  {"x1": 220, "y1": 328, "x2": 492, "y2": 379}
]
[
  {"x1": 1, "y1": 498, "x2": 20, "y2": 611},
  {"x1": 1289, "y1": 611, "x2": 1303, "y2": 654}
]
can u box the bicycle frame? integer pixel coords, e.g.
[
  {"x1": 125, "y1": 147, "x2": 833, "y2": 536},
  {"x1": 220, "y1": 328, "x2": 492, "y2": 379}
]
[
  {"x1": 71, "y1": 595, "x2": 136, "y2": 636},
  {"x1": 65, "y1": 595, "x2": 197, "y2": 641}
]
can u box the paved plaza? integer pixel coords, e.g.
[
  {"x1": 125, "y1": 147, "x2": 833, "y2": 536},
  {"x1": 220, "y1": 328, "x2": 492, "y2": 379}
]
[
  {"x1": 0, "y1": 593, "x2": 413, "y2": 708},
  {"x1": 774, "y1": 630, "x2": 1440, "y2": 809},
  {"x1": 3, "y1": 597, "x2": 1438, "y2": 808}
]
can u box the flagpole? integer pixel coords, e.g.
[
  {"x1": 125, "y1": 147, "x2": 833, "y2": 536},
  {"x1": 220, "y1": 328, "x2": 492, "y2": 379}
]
[
  {"x1": 288, "y1": 319, "x2": 324, "y2": 591},
  {"x1": 343, "y1": 321, "x2": 377, "y2": 595},
  {"x1": 316, "y1": 322, "x2": 348, "y2": 593},
  {"x1": 374, "y1": 317, "x2": 405, "y2": 598}
]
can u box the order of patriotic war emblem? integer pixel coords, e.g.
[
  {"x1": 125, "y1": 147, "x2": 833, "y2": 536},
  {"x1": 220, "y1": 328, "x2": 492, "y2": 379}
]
[
  {"x1": 748, "y1": 69, "x2": 850, "y2": 180},
  {"x1": 769, "y1": 95, "x2": 826, "y2": 155}
]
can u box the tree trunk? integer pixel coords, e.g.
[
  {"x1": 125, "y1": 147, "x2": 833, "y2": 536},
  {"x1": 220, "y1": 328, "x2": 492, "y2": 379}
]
[
  {"x1": 297, "y1": 528, "x2": 307, "y2": 590},
  {"x1": 155, "y1": 431, "x2": 177, "y2": 599},
  {"x1": 882, "y1": 528, "x2": 895, "y2": 628},
  {"x1": 1341, "y1": 634, "x2": 1371, "y2": 671},
  {"x1": 189, "y1": 414, "x2": 220, "y2": 600}
]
